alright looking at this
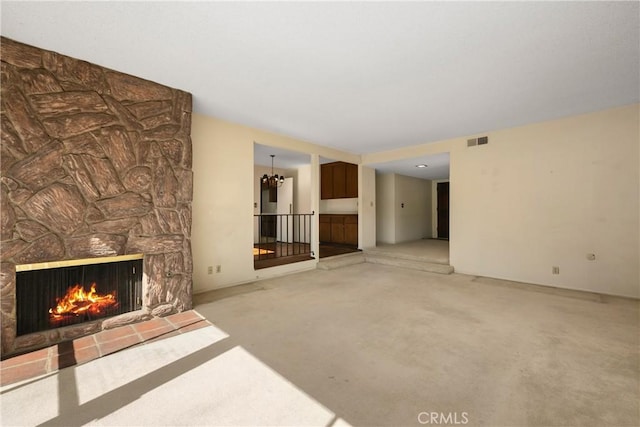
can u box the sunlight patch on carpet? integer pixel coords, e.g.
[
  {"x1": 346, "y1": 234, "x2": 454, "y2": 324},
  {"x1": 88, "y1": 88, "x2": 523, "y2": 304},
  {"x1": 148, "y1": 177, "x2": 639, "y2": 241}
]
[{"x1": 0, "y1": 324, "x2": 350, "y2": 426}]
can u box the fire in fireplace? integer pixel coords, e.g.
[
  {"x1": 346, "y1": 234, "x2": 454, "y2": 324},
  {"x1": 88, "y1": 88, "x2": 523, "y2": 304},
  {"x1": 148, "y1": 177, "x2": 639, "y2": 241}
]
[
  {"x1": 16, "y1": 255, "x2": 143, "y2": 336},
  {"x1": 49, "y1": 283, "x2": 118, "y2": 320}
]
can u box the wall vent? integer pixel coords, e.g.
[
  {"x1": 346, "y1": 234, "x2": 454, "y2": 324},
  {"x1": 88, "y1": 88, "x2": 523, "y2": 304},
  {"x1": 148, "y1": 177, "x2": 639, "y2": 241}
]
[{"x1": 467, "y1": 136, "x2": 488, "y2": 147}]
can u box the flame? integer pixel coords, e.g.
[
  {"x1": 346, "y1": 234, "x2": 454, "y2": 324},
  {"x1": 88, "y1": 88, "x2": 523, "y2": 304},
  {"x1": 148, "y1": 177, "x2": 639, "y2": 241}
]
[{"x1": 49, "y1": 283, "x2": 118, "y2": 319}]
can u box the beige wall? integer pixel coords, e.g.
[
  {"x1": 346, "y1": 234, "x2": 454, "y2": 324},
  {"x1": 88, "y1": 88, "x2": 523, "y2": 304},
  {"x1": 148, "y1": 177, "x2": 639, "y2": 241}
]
[
  {"x1": 191, "y1": 114, "x2": 361, "y2": 293},
  {"x1": 395, "y1": 174, "x2": 433, "y2": 242},
  {"x1": 319, "y1": 198, "x2": 358, "y2": 214},
  {"x1": 193, "y1": 105, "x2": 638, "y2": 298},
  {"x1": 359, "y1": 165, "x2": 377, "y2": 249},
  {"x1": 375, "y1": 173, "x2": 433, "y2": 243},
  {"x1": 376, "y1": 173, "x2": 396, "y2": 244},
  {"x1": 452, "y1": 105, "x2": 639, "y2": 298},
  {"x1": 295, "y1": 164, "x2": 312, "y2": 215},
  {"x1": 365, "y1": 104, "x2": 640, "y2": 298},
  {"x1": 293, "y1": 164, "x2": 313, "y2": 244}
]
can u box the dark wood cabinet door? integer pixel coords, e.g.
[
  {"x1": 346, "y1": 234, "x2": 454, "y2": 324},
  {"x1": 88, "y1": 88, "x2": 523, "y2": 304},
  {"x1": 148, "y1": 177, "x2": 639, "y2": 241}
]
[
  {"x1": 345, "y1": 163, "x2": 358, "y2": 198},
  {"x1": 321, "y1": 164, "x2": 333, "y2": 199},
  {"x1": 330, "y1": 216, "x2": 345, "y2": 244},
  {"x1": 344, "y1": 215, "x2": 358, "y2": 246},
  {"x1": 319, "y1": 215, "x2": 332, "y2": 242},
  {"x1": 320, "y1": 214, "x2": 358, "y2": 245},
  {"x1": 321, "y1": 161, "x2": 358, "y2": 200},
  {"x1": 332, "y1": 162, "x2": 347, "y2": 198}
]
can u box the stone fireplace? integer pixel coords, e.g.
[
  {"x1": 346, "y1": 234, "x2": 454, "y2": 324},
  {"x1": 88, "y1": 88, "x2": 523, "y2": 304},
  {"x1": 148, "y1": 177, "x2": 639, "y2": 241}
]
[{"x1": 1, "y1": 37, "x2": 193, "y2": 357}]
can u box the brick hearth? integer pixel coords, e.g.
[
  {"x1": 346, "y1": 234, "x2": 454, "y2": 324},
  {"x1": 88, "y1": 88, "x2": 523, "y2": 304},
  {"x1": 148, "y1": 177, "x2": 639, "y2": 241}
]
[{"x1": 0, "y1": 310, "x2": 210, "y2": 386}]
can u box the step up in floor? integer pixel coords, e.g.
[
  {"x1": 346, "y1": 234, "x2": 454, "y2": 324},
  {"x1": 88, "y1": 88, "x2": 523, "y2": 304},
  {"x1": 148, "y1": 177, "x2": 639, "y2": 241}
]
[
  {"x1": 317, "y1": 252, "x2": 365, "y2": 270},
  {"x1": 364, "y1": 253, "x2": 454, "y2": 274},
  {"x1": 363, "y1": 247, "x2": 449, "y2": 264},
  {"x1": 317, "y1": 251, "x2": 454, "y2": 274}
]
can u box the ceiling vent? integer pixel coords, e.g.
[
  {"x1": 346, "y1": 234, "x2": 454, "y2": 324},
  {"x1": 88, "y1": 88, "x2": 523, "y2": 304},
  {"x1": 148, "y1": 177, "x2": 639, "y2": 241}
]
[{"x1": 467, "y1": 136, "x2": 488, "y2": 147}]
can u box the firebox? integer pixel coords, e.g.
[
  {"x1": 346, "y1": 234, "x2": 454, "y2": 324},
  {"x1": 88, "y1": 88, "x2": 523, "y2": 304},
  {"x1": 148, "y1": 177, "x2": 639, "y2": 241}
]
[{"x1": 16, "y1": 254, "x2": 143, "y2": 336}]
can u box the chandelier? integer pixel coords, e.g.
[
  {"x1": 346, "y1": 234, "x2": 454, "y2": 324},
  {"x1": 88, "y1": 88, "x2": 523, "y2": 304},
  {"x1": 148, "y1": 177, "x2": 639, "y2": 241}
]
[{"x1": 262, "y1": 154, "x2": 284, "y2": 188}]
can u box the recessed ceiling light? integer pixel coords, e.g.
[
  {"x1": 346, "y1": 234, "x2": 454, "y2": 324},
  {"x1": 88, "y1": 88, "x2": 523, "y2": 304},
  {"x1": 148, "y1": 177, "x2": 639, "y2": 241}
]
[{"x1": 415, "y1": 164, "x2": 428, "y2": 168}]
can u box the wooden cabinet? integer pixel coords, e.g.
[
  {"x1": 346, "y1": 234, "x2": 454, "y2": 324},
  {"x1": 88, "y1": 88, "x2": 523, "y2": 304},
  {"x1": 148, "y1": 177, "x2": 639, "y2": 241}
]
[
  {"x1": 332, "y1": 162, "x2": 346, "y2": 198},
  {"x1": 319, "y1": 214, "x2": 358, "y2": 247},
  {"x1": 344, "y1": 215, "x2": 358, "y2": 246},
  {"x1": 319, "y1": 215, "x2": 332, "y2": 243},
  {"x1": 321, "y1": 162, "x2": 358, "y2": 199},
  {"x1": 345, "y1": 163, "x2": 358, "y2": 197},
  {"x1": 331, "y1": 216, "x2": 346, "y2": 244},
  {"x1": 320, "y1": 164, "x2": 334, "y2": 200}
]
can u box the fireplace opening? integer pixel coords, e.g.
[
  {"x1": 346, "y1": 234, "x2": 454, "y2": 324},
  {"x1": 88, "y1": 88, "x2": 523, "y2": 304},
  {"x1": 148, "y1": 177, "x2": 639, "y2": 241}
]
[{"x1": 16, "y1": 255, "x2": 143, "y2": 336}]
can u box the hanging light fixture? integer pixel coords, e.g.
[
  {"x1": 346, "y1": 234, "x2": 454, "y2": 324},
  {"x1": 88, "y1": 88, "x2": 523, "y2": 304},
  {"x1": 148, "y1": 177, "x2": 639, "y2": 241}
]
[{"x1": 262, "y1": 154, "x2": 285, "y2": 188}]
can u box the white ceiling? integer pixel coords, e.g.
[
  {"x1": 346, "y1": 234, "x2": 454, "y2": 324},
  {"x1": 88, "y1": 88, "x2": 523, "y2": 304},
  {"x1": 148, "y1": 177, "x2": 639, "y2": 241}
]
[
  {"x1": 255, "y1": 142, "x2": 449, "y2": 180},
  {"x1": 2, "y1": 1, "x2": 639, "y2": 179},
  {"x1": 370, "y1": 153, "x2": 450, "y2": 181},
  {"x1": 254, "y1": 143, "x2": 310, "y2": 169}
]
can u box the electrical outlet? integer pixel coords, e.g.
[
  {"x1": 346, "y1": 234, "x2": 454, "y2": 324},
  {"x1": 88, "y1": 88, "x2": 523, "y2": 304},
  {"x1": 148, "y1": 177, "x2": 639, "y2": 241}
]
[
  {"x1": 552, "y1": 266, "x2": 560, "y2": 275},
  {"x1": 207, "y1": 266, "x2": 213, "y2": 275},
  {"x1": 216, "y1": 265, "x2": 221, "y2": 273}
]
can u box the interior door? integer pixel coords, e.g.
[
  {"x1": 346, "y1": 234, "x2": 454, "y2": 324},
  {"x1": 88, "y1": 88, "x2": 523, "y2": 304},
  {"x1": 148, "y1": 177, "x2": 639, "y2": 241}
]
[
  {"x1": 260, "y1": 183, "x2": 277, "y2": 240},
  {"x1": 277, "y1": 177, "x2": 294, "y2": 243},
  {"x1": 437, "y1": 182, "x2": 450, "y2": 239}
]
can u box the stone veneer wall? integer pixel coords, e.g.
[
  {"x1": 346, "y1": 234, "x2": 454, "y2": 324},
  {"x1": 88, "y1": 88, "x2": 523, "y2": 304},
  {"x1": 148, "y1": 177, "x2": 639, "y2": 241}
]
[{"x1": 0, "y1": 37, "x2": 193, "y2": 357}]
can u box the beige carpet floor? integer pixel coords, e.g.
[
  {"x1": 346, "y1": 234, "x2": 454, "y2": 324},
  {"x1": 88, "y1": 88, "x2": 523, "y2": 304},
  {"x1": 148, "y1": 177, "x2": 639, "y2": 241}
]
[
  {"x1": 368, "y1": 239, "x2": 450, "y2": 264},
  {"x1": 2, "y1": 263, "x2": 638, "y2": 426}
]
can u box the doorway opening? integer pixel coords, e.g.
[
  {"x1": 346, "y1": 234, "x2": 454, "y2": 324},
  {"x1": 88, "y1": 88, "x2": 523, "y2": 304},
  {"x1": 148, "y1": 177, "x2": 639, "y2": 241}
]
[
  {"x1": 254, "y1": 144, "x2": 315, "y2": 269},
  {"x1": 318, "y1": 157, "x2": 360, "y2": 258},
  {"x1": 437, "y1": 182, "x2": 450, "y2": 240}
]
